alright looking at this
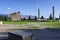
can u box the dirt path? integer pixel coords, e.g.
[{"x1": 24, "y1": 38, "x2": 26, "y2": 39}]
[
  {"x1": 0, "y1": 22, "x2": 48, "y2": 32},
  {"x1": 0, "y1": 23, "x2": 48, "y2": 32}
]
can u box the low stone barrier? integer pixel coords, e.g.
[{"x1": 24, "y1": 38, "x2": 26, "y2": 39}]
[
  {"x1": 8, "y1": 30, "x2": 34, "y2": 40},
  {"x1": 0, "y1": 21, "x2": 3, "y2": 26}
]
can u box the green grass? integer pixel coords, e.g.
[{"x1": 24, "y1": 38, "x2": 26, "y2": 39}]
[
  {"x1": 3, "y1": 21, "x2": 28, "y2": 25},
  {"x1": 3, "y1": 20, "x2": 37, "y2": 24},
  {"x1": 40, "y1": 22, "x2": 60, "y2": 28},
  {"x1": 29, "y1": 26, "x2": 39, "y2": 28},
  {"x1": 3, "y1": 21, "x2": 60, "y2": 28}
]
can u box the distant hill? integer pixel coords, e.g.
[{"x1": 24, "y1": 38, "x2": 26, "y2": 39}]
[
  {"x1": 0, "y1": 14, "x2": 37, "y2": 19},
  {"x1": 21, "y1": 15, "x2": 37, "y2": 19},
  {"x1": 0, "y1": 14, "x2": 8, "y2": 16}
]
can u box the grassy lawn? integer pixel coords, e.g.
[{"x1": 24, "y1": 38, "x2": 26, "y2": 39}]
[
  {"x1": 40, "y1": 22, "x2": 60, "y2": 28},
  {"x1": 3, "y1": 21, "x2": 28, "y2": 25},
  {"x1": 3, "y1": 21, "x2": 60, "y2": 28},
  {"x1": 3, "y1": 21, "x2": 38, "y2": 25},
  {"x1": 29, "y1": 26, "x2": 39, "y2": 28}
]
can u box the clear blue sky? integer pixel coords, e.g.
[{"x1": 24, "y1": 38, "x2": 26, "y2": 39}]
[{"x1": 0, "y1": 0, "x2": 60, "y2": 18}]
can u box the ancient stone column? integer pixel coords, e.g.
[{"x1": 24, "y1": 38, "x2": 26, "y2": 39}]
[
  {"x1": 52, "y1": 6, "x2": 55, "y2": 20},
  {"x1": 38, "y1": 8, "x2": 40, "y2": 19}
]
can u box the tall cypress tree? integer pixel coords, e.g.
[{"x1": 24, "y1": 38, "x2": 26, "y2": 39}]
[
  {"x1": 28, "y1": 15, "x2": 31, "y2": 20},
  {"x1": 41, "y1": 16, "x2": 44, "y2": 19},
  {"x1": 59, "y1": 14, "x2": 60, "y2": 19},
  {"x1": 34, "y1": 16, "x2": 37, "y2": 20},
  {"x1": 49, "y1": 14, "x2": 53, "y2": 20}
]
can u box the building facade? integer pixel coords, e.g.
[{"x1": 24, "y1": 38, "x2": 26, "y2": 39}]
[{"x1": 10, "y1": 12, "x2": 21, "y2": 21}]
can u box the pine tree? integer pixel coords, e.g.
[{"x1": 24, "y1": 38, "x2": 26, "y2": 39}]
[
  {"x1": 23, "y1": 18, "x2": 26, "y2": 20},
  {"x1": 59, "y1": 14, "x2": 60, "y2": 19},
  {"x1": 28, "y1": 15, "x2": 31, "y2": 20},
  {"x1": 49, "y1": 14, "x2": 53, "y2": 20},
  {"x1": 41, "y1": 16, "x2": 44, "y2": 19},
  {"x1": 34, "y1": 16, "x2": 37, "y2": 20},
  {"x1": 4, "y1": 16, "x2": 7, "y2": 21}
]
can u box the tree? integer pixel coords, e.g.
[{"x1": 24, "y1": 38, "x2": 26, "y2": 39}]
[
  {"x1": 28, "y1": 15, "x2": 31, "y2": 20},
  {"x1": 59, "y1": 14, "x2": 60, "y2": 19},
  {"x1": 34, "y1": 16, "x2": 37, "y2": 20},
  {"x1": 0, "y1": 16, "x2": 5, "y2": 21},
  {"x1": 4, "y1": 16, "x2": 7, "y2": 21},
  {"x1": 49, "y1": 14, "x2": 53, "y2": 20},
  {"x1": 23, "y1": 18, "x2": 26, "y2": 20},
  {"x1": 41, "y1": 16, "x2": 44, "y2": 19}
]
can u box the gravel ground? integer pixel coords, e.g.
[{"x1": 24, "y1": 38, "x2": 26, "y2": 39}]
[
  {"x1": 0, "y1": 23, "x2": 47, "y2": 30},
  {"x1": 0, "y1": 23, "x2": 48, "y2": 40}
]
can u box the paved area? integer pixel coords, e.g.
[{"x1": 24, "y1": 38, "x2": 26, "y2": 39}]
[
  {"x1": 0, "y1": 32, "x2": 8, "y2": 40},
  {"x1": 0, "y1": 28, "x2": 60, "y2": 40},
  {"x1": 19, "y1": 29, "x2": 60, "y2": 40},
  {"x1": 0, "y1": 23, "x2": 57, "y2": 40},
  {"x1": 0, "y1": 23, "x2": 47, "y2": 40}
]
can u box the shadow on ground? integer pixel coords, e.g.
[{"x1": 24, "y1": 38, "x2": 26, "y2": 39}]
[
  {"x1": 20, "y1": 28, "x2": 60, "y2": 40},
  {"x1": 0, "y1": 28, "x2": 60, "y2": 40},
  {"x1": 0, "y1": 32, "x2": 8, "y2": 40}
]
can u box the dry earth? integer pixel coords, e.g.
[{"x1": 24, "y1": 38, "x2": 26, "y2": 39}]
[
  {"x1": 0, "y1": 23, "x2": 48, "y2": 32},
  {"x1": 0, "y1": 23, "x2": 48, "y2": 40}
]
